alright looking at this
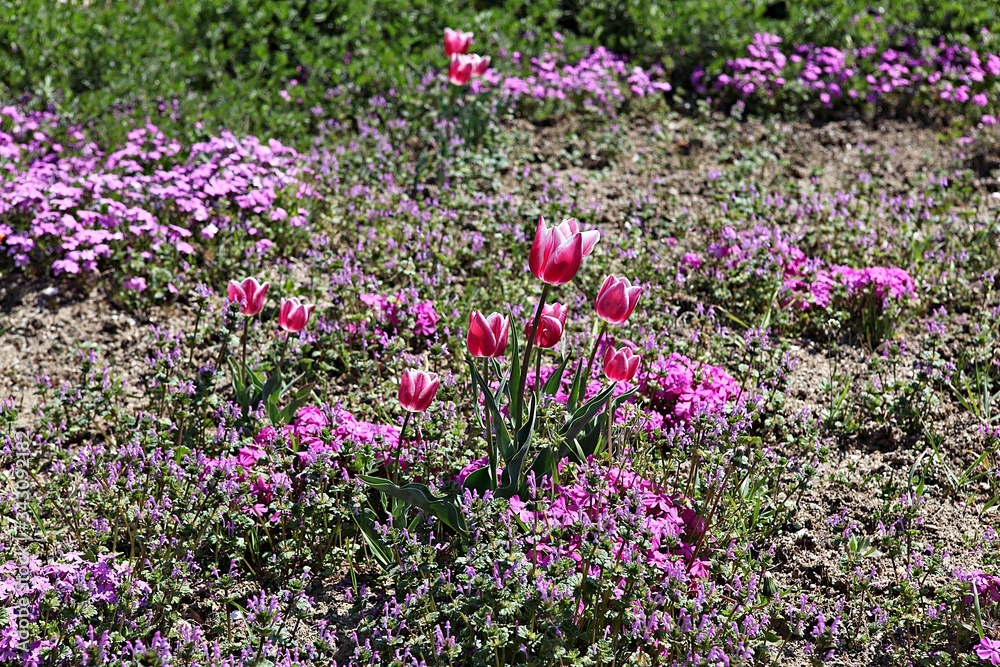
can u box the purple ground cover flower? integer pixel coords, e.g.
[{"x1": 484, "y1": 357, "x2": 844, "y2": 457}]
[
  {"x1": 978, "y1": 637, "x2": 1000, "y2": 666},
  {"x1": 507, "y1": 463, "x2": 708, "y2": 579},
  {"x1": 712, "y1": 31, "x2": 1000, "y2": 119},
  {"x1": 0, "y1": 107, "x2": 317, "y2": 278}
]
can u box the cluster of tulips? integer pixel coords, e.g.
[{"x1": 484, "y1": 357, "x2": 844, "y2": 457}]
[
  {"x1": 396, "y1": 215, "x2": 643, "y2": 432},
  {"x1": 226, "y1": 215, "x2": 643, "y2": 478},
  {"x1": 225, "y1": 277, "x2": 315, "y2": 399},
  {"x1": 444, "y1": 27, "x2": 490, "y2": 87},
  {"x1": 226, "y1": 277, "x2": 314, "y2": 334}
]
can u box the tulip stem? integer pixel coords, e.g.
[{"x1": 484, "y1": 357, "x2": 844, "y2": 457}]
[
  {"x1": 583, "y1": 322, "x2": 607, "y2": 384},
  {"x1": 240, "y1": 315, "x2": 252, "y2": 376},
  {"x1": 607, "y1": 402, "x2": 615, "y2": 462},
  {"x1": 277, "y1": 332, "x2": 290, "y2": 375},
  {"x1": 516, "y1": 283, "x2": 551, "y2": 431},
  {"x1": 393, "y1": 411, "x2": 414, "y2": 485},
  {"x1": 482, "y1": 357, "x2": 496, "y2": 489},
  {"x1": 534, "y1": 349, "x2": 543, "y2": 401}
]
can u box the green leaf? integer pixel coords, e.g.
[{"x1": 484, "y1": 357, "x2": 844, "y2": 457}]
[
  {"x1": 562, "y1": 382, "x2": 617, "y2": 444},
  {"x1": 469, "y1": 359, "x2": 512, "y2": 462},
  {"x1": 249, "y1": 367, "x2": 266, "y2": 392},
  {"x1": 266, "y1": 394, "x2": 283, "y2": 426},
  {"x1": 575, "y1": 421, "x2": 604, "y2": 459},
  {"x1": 354, "y1": 508, "x2": 393, "y2": 569},
  {"x1": 982, "y1": 493, "x2": 999, "y2": 516},
  {"x1": 227, "y1": 356, "x2": 247, "y2": 395},
  {"x1": 497, "y1": 395, "x2": 536, "y2": 499},
  {"x1": 359, "y1": 476, "x2": 465, "y2": 533},
  {"x1": 462, "y1": 465, "x2": 493, "y2": 493},
  {"x1": 507, "y1": 313, "x2": 521, "y2": 408},
  {"x1": 611, "y1": 386, "x2": 638, "y2": 410},
  {"x1": 543, "y1": 355, "x2": 571, "y2": 396},
  {"x1": 567, "y1": 360, "x2": 586, "y2": 413},
  {"x1": 528, "y1": 445, "x2": 554, "y2": 479},
  {"x1": 261, "y1": 368, "x2": 283, "y2": 404},
  {"x1": 281, "y1": 382, "x2": 316, "y2": 425}
]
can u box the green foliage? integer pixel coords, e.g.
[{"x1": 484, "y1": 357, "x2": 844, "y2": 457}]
[{"x1": 6, "y1": 0, "x2": 1000, "y2": 145}]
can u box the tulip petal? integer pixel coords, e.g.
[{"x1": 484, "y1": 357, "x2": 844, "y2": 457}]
[
  {"x1": 528, "y1": 215, "x2": 549, "y2": 281},
  {"x1": 542, "y1": 233, "x2": 583, "y2": 285}
]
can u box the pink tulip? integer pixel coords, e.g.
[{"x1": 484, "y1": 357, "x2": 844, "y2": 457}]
[
  {"x1": 603, "y1": 346, "x2": 641, "y2": 382},
  {"x1": 227, "y1": 277, "x2": 269, "y2": 316},
  {"x1": 449, "y1": 54, "x2": 474, "y2": 86},
  {"x1": 472, "y1": 54, "x2": 490, "y2": 76},
  {"x1": 444, "y1": 28, "x2": 473, "y2": 58},
  {"x1": 278, "y1": 297, "x2": 314, "y2": 333},
  {"x1": 451, "y1": 53, "x2": 491, "y2": 86},
  {"x1": 449, "y1": 54, "x2": 489, "y2": 86},
  {"x1": 595, "y1": 275, "x2": 643, "y2": 325},
  {"x1": 527, "y1": 302, "x2": 568, "y2": 349},
  {"x1": 467, "y1": 311, "x2": 509, "y2": 358},
  {"x1": 398, "y1": 369, "x2": 440, "y2": 413},
  {"x1": 528, "y1": 216, "x2": 600, "y2": 285},
  {"x1": 556, "y1": 217, "x2": 600, "y2": 257}
]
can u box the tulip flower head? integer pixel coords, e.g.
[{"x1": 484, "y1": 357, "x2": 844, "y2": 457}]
[
  {"x1": 471, "y1": 54, "x2": 490, "y2": 76},
  {"x1": 449, "y1": 54, "x2": 489, "y2": 86},
  {"x1": 444, "y1": 28, "x2": 473, "y2": 58},
  {"x1": 227, "y1": 277, "x2": 269, "y2": 316},
  {"x1": 595, "y1": 275, "x2": 643, "y2": 325},
  {"x1": 278, "y1": 297, "x2": 314, "y2": 333},
  {"x1": 467, "y1": 311, "x2": 509, "y2": 358},
  {"x1": 527, "y1": 302, "x2": 568, "y2": 349},
  {"x1": 398, "y1": 369, "x2": 440, "y2": 413},
  {"x1": 603, "y1": 345, "x2": 641, "y2": 382},
  {"x1": 529, "y1": 216, "x2": 600, "y2": 285}
]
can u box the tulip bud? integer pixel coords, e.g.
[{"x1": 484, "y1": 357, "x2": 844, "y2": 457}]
[
  {"x1": 527, "y1": 302, "x2": 568, "y2": 349},
  {"x1": 444, "y1": 27, "x2": 473, "y2": 58},
  {"x1": 595, "y1": 275, "x2": 643, "y2": 325},
  {"x1": 762, "y1": 572, "x2": 779, "y2": 599},
  {"x1": 528, "y1": 216, "x2": 600, "y2": 285},
  {"x1": 398, "y1": 369, "x2": 440, "y2": 413},
  {"x1": 278, "y1": 297, "x2": 314, "y2": 333},
  {"x1": 602, "y1": 345, "x2": 641, "y2": 382},
  {"x1": 467, "y1": 311, "x2": 509, "y2": 358},
  {"x1": 227, "y1": 277, "x2": 269, "y2": 316}
]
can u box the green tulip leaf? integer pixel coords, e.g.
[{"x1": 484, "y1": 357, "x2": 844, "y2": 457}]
[{"x1": 359, "y1": 476, "x2": 465, "y2": 533}]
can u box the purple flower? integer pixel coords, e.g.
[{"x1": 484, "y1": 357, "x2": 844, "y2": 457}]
[
  {"x1": 977, "y1": 637, "x2": 1000, "y2": 665},
  {"x1": 122, "y1": 276, "x2": 147, "y2": 292}
]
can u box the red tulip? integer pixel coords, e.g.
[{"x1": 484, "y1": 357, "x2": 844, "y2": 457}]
[
  {"x1": 467, "y1": 311, "x2": 509, "y2": 358},
  {"x1": 227, "y1": 277, "x2": 269, "y2": 316},
  {"x1": 398, "y1": 369, "x2": 440, "y2": 413},
  {"x1": 444, "y1": 28, "x2": 473, "y2": 58},
  {"x1": 278, "y1": 297, "x2": 314, "y2": 333},
  {"x1": 595, "y1": 275, "x2": 643, "y2": 325},
  {"x1": 528, "y1": 216, "x2": 600, "y2": 285},
  {"x1": 527, "y1": 302, "x2": 568, "y2": 349},
  {"x1": 603, "y1": 346, "x2": 641, "y2": 382}
]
